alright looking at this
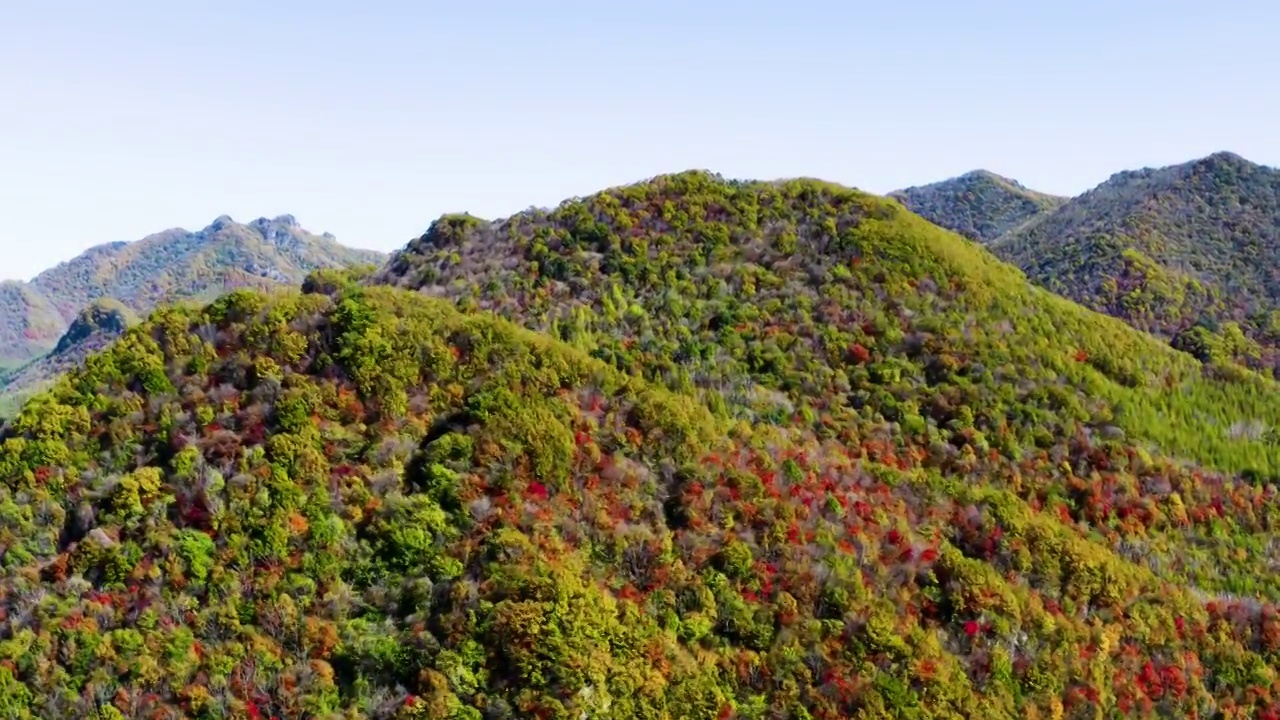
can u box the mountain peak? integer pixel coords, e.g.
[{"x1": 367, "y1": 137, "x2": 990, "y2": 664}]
[
  {"x1": 1182, "y1": 150, "x2": 1259, "y2": 175},
  {"x1": 1104, "y1": 152, "x2": 1264, "y2": 188},
  {"x1": 249, "y1": 214, "x2": 301, "y2": 229},
  {"x1": 891, "y1": 170, "x2": 1067, "y2": 243},
  {"x1": 959, "y1": 168, "x2": 1015, "y2": 183},
  {"x1": 248, "y1": 214, "x2": 308, "y2": 243},
  {"x1": 1197, "y1": 149, "x2": 1250, "y2": 164}
]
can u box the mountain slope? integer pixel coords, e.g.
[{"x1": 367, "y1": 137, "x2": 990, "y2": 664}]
[
  {"x1": 367, "y1": 169, "x2": 1280, "y2": 679},
  {"x1": 6, "y1": 172, "x2": 1280, "y2": 717},
  {"x1": 0, "y1": 278, "x2": 1276, "y2": 719},
  {"x1": 991, "y1": 152, "x2": 1280, "y2": 373},
  {"x1": 891, "y1": 170, "x2": 1067, "y2": 243},
  {"x1": 0, "y1": 215, "x2": 384, "y2": 411}
]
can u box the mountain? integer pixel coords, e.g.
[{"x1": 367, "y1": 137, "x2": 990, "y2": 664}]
[
  {"x1": 990, "y1": 152, "x2": 1280, "y2": 370},
  {"x1": 890, "y1": 170, "x2": 1068, "y2": 244},
  {"x1": 982, "y1": 152, "x2": 1280, "y2": 374},
  {"x1": 4, "y1": 172, "x2": 1280, "y2": 717},
  {"x1": 0, "y1": 215, "x2": 384, "y2": 412},
  {"x1": 897, "y1": 153, "x2": 1280, "y2": 376},
  {"x1": 375, "y1": 170, "x2": 1279, "y2": 476}
]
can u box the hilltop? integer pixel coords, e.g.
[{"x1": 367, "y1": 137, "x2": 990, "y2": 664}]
[
  {"x1": 4, "y1": 172, "x2": 1280, "y2": 717},
  {"x1": 0, "y1": 215, "x2": 383, "y2": 411},
  {"x1": 374, "y1": 172, "x2": 1280, "y2": 712},
  {"x1": 890, "y1": 170, "x2": 1068, "y2": 244},
  {"x1": 988, "y1": 152, "x2": 1280, "y2": 374}
]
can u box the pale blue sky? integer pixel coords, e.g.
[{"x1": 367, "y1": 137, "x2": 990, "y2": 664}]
[{"x1": 2, "y1": 0, "x2": 1277, "y2": 280}]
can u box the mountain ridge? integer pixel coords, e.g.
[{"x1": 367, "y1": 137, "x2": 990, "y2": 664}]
[{"x1": 24, "y1": 214, "x2": 383, "y2": 316}]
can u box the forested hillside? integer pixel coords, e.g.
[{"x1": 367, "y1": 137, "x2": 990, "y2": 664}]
[
  {"x1": 900, "y1": 153, "x2": 1280, "y2": 377},
  {"x1": 992, "y1": 152, "x2": 1280, "y2": 375},
  {"x1": 377, "y1": 171, "x2": 1280, "y2": 478},
  {"x1": 2, "y1": 173, "x2": 1280, "y2": 718}
]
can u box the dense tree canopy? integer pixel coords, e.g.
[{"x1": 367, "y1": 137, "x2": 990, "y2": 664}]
[{"x1": 2, "y1": 172, "x2": 1280, "y2": 717}]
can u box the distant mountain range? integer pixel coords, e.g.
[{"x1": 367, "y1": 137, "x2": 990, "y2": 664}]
[
  {"x1": 0, "y1": 215, "x2": 383, "y2": 413},
  {"x1": 894, "y1": 152, "x2": 1280, "y2": 375}
]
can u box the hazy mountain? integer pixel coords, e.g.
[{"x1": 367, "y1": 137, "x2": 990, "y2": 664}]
[{"x1": 3, "y1": 172, "x2": 1280, "y2": 717}]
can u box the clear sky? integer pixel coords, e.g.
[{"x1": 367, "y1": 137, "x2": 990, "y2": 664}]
[{"x1": 2, "y1": 0, "x2": 1277, "y2": 281}]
